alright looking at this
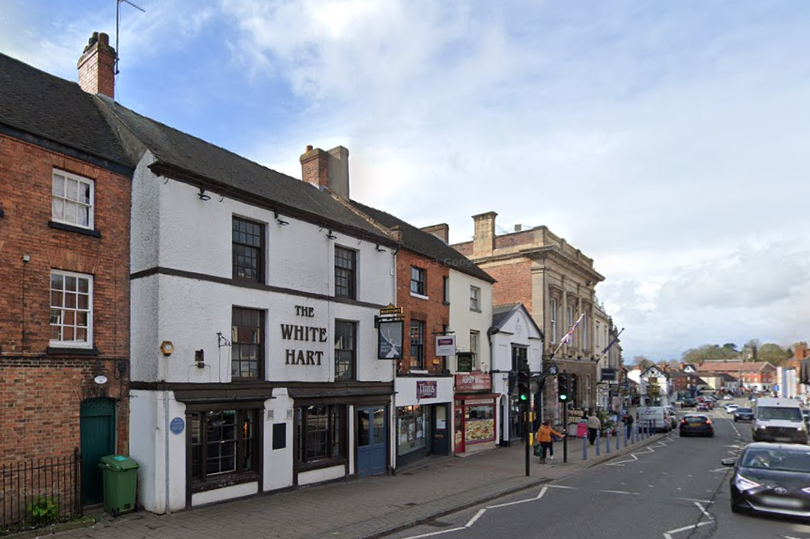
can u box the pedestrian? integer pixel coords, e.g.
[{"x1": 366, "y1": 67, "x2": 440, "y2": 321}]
[
  {"x1": 622, "y1": 411, "x2": 634, "y2": 437},
  {"x1": 587, "y1": 410, "x2": 601, "y2": 446},
  {"x1": 535, "y1": 420, "x2": 565, "y2": 464}
]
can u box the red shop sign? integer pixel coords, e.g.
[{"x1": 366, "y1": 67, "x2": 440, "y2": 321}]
[{"x1": 455, "y1": 373, "x2": 490, "y2": 393}]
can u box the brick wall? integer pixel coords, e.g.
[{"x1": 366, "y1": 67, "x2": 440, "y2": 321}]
[
  {"x1": 479, "y1": 260, "x2": 533, "y2": 313},
  {"x1": 0, "y1": 134, "x2": 131, "y2": 462},
  {"x1": 395, "y1": 250, "x2": 449, "y2": 373}
]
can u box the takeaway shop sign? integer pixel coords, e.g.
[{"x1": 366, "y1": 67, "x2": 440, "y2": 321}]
[
  {"x1": 281, "y1": 305, "x2": 327, "y2": 366},
  {"x1": 455, "y1": 373, "x2": 490, "y2": 393}
]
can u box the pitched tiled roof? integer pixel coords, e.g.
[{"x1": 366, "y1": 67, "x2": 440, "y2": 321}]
[
  {"x1": 349, "y1": 201, "x2": 495, "y2": 283},
  {"x1": 95, "y1": 97, "x2": 395, "y2": 244},
  {"x1": 0, "y1": 53, "x2": 132, "y2": 168},
  {"x1": 696, "y1": 360, "x2": 776, "y2": 373}
]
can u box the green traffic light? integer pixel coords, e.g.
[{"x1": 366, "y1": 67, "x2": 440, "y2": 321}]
[{"x1": 519, "y1": 393, "x2": 528, "y2": 401}]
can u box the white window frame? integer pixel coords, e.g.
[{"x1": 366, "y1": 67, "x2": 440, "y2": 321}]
[
  {"x1": 469, "y1": 286, "x2": 481, "y2": 311},
  {"x1": 550, "y1": 298, "x2": 557, "y2": 344},
  {"x1": 49, "y1": 270, "x2": 93, "y2": 348},
  {"x1": 52, "y1": 170, "x2": 94, "y2": 230},
  {"x1": 470, "y1": 330, "x2": 480, "y2": 370}
]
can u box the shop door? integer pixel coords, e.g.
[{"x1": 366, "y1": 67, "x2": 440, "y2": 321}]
[
  {"x1": 431, "y1": 405, "x2": 449, "y2": 455},
  {"x1": 80, "y1": 398, "x2": 116, "y2": 505},
  {"x1": 357, "y1": 407, "x2": 386, "y2": 477}
]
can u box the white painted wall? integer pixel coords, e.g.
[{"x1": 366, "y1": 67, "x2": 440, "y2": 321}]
[
  {"x1": 192, "y1": 483, "x2": 258, "y2": 507},
  {"x1": 130, "y1": 166, "x2": 396, "y2": 384},
  {"x1": 490, "y1": 307, "x2": 543, "y2": 373},
  {"x1": 448, "y1": 269, "x2": 493, "y2": 372},
  {"x1": 298, "y1": 465, "x2": 345, "y2": 486},
  {"x1": 264, "y1": 388, "x2": 294, "y2": 491},
  {"x1": 129, "y1": 390, "x2": 188, "y2": 514}
]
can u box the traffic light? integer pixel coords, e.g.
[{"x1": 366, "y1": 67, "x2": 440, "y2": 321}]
[
  {"x1": 558, "y1": 374, "x2": 570, "y2": 403},
  {"x1": 517, "y1": 369, "x2": 531, "y2": 402}
]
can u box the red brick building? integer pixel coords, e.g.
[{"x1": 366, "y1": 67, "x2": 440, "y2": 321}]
[
  {"x1": 695, "y1": 360, "x2": 777, "y2": 392},
  {"x1": 0, "y1": 34, "x2": 133, "y2": 508}
]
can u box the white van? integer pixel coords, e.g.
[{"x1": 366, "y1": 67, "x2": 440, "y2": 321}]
[
  {"x1": 637, "y1": 406, "x2": 671, "y2": 433},
  {"x1": 752, "y1": 398, "x2": 808, "y2": 444}
]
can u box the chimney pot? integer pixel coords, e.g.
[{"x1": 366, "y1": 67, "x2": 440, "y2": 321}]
[{"x1": 306, "y1": 145, "x2": 313, "y2": 152}]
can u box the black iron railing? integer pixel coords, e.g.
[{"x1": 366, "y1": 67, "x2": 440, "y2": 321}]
[{"x1": 1, "y1": 449, "x2": 82, "y2": 535}]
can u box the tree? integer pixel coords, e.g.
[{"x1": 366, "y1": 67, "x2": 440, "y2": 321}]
[
  {"x1": 722, "y1": 343, "x2": 739, "y2": 353},
  {"x1": 681, "y1": 344, "x2": 737, "y2": 364},
  {"x1": 633, "y1": 355, "x2": 654, "y2": 370},
  {"x1": 758, "y1": 343, "x2": 791, "y2": 366}
]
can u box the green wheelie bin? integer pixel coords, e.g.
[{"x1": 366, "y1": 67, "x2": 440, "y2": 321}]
[{"x1": 98, "y1": 455, "x2": 139, "y2": 517}]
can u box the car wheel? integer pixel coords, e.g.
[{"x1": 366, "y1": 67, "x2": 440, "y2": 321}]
[
  {"x1": 731, "y1": 501, "x2": 749, "y2": 515},
  {"x1": 734, "y1": 418, "x2": 738, "y2": 422}
]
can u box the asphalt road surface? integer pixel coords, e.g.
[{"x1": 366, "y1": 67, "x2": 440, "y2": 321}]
[{"x1": 384, "y1": 400, "x2": 810, "y2": 539}]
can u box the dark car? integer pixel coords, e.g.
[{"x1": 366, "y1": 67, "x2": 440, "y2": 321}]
[
  {"x1": 679, "y1": 414, "x2": 714, "y2": 437},
  {"x1": 722, "y1": 442, "x2": 810, "y2": 519},
  {"x1": 734, "y1": 407, "x2": 754, "y2": 422},
  {"x1": 681, "y1": 399, "x2": 697, "y2": 409}
]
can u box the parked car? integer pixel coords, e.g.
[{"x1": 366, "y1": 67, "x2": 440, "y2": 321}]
[
  {"x1": 733, "y1": 407, "x2": 754, "y2": 422},
  {"x1": 722, "y1": 395, "x2": 734, "y2": 400},
  {"x1": 802, "y1": 409, "x2": 810, "y2": 425},
  {"x1": 722, "y1": 442, "x2": 810, "y2": 518},
  {"x1": 725, "y1": 404, "x2": 739, "y2": 414},
  {"x1": 666, "y1": 406, "x2": 678, "y2": 429},
  {"x1": 681, "y1": 399, "x2": 697, "y2": 409},
  {"x1": 697, "y1": 403, "x2": 710, "y2": 412},
  {"x1": 679, "y1": 415, "x2": 714, "y2": 437}
]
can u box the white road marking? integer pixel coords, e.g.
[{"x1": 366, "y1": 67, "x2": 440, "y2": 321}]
[
  {"x1": 401, "y1": 526, "x2": 466, "y2": 539},
  {"x1": 662, "y1": 521, "x2": 712, "y2": 539},
  {"x1": 601, "y1": 490, "x2": 636, "y2": 495},
  {"x1": 709, "y1": 468, "x2": 727, "y2": 473},
  {"x1": 465, "y1": 509, "x2": 486, "y2": 528},
  {"x1": 547, "y1": 485, "x2": 576, "y2": 489},
  {"x1": 487, "y1": 487, "x2": 547, "y2": 508},
  {"x1": 694, "y1": 502, "x2": 712, "y2": 519}
]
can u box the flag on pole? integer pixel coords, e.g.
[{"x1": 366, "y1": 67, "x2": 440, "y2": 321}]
[{"x1": 559, "y1": 313, "x2": 585, "y2": 346}]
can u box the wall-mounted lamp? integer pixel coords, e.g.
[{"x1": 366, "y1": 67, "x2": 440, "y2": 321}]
[
  {"x1": 217, "y1": 332, "x2": 231, "y2": 348},
  {"x1": 274, "y1": 211, "x2": 289, "y2": 226},
  {"x1": 375, "y1": 244, "x2": 386, "y2": 252},
  {"x1": 195, "y1": 349, "x2": 206, "y2": 368},
  {"x1": 160, "y1": 341, "x2": 174, "y2": 356},
  {"x1": 198, "y1": 188, "x2": 211, "y2": 201},
  {"x1": 326, "y1": 230, "x2": 337, "y2": 240}
]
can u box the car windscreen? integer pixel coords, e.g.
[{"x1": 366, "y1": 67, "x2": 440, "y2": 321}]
[
  {"x1": 735, "y1": 408, "x2": 752, "y2": 413},
  {"x1": 742, "y1": 449, "x2": 810, "y2": 472},
  {"x1": 756, "y1": 406, "x2": 803, "y2": 422}
]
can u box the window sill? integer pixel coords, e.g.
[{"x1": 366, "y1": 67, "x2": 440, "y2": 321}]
[
  {"x1": 49, "y1": 221, "x2": 101, "y2": 238},
  {"x1": 410, "y1": 292, "x2": 430, "y2": 301},
  {"x1": 442, "y1": 301, "x2": 451, "y2": 306},
  {"x1": 470, "y1": 308, "x2": 482, "y2": 313},
  {"x1": 47, "y1": 346, "x2": 100, "y2": 356},
  {"x1": 190, "y1": 472, "x2": 259, "y2": 494},
  {"x1": 296, "y1": 456, "x2": 347, "y2": 474}
]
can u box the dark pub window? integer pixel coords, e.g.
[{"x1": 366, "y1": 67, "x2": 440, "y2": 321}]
[
  {"x1": 335, "y1": 246, "x2": 356, "y2": 299},
  {"x1": 296, "y1": 405, "x2": 345, "y2": 464},
  {"x1": 410, "y1": 266, "x2": 426, "y2": 296},
  {"x1": 410, "y1": 319, "x2": 425, "y2": 369},
  {"x1": 190, "y1": 409, "x2": 258, "y2": 487},
  {"x1": 231, "y1": 307, "x2": 263, "y2": 379},
  {"x1": 232, "y1": 217, "x2": 264, "y2": 282},
  {"x1": 335, "y1": 320, "x2": 356, "y2": 381}
]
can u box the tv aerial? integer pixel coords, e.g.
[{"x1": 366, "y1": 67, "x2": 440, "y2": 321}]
[{"x1": 115, "y1": 0, "x2": 146, "y2": 75}]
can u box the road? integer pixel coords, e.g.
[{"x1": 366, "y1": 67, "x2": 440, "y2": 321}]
[{"x1": 383, "y1": 400, "x2": 810, "y2": 539}]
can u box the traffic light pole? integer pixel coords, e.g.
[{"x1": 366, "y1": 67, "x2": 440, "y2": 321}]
[
  {"x1": 524, "y1": 399, "x2": 531, "y2": 476},
  {"x1": 563, "y1": 369, "x2": 569, "y2": 463}
]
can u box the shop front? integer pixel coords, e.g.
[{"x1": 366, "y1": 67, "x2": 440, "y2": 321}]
[
  {"x1": 453, "y1": 373, "x2": 498, "y2": 455},
  {"x1": 394, "y1": 377, "x2": 454, "y2": 468}
]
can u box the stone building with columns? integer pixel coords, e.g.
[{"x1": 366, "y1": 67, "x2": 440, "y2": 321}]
[{"x1": 452, "y1": 212, "x2": 613, "y2": 423}]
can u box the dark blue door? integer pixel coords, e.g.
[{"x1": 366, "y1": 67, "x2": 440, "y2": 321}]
[{"x1": 357, "y1": 407, "x2": 386, "y2": 477}]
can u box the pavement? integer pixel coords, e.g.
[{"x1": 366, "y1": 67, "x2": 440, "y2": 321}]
[{"x1": 29, "y1": 428, "x2": 666, "y2": 539}]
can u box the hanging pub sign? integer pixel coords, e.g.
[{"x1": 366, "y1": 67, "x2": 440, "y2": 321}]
[
  {"x1": 457, "y1": 352, "x2": 473, "y2": 373},
  {"x1": 601, "y1": 368, "x2": 617, "y2": 382},
  {"x1": 436, "y1": 335, "x2": 456, "y2": 356},
  {"x1": 378, "y1": 320, "x2": 403, "y2": 360},
  {"x1": 377, "y1": 304, "x2": 404, "y2": 359}
]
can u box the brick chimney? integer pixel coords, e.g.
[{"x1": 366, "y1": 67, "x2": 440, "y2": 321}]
[
  {"x1": 472, "y1": 211, "x2": 497, "y2": 258},
  {"x1": 300, "y1": 145, "x2": 350, "y2": 199},
  {"x1": 77, "y1": 32, "x2": 116, "y2": 98},
  {"x1": 421, "y1": 224, "x2": 449, "y2": 243}
]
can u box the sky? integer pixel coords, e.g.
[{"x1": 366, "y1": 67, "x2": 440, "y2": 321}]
[{"x1": 2, "y1": 0, "x2": 809, "y2": 361}]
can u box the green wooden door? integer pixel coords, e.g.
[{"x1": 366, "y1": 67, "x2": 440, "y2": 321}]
[{"x1": 80, "y1": 398, "x2": 116, "y2": 505}]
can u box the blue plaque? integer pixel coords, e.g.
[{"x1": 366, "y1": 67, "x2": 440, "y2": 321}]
[{"x1": 170, "y1": 417, "x2": 185, "y2": 435}]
